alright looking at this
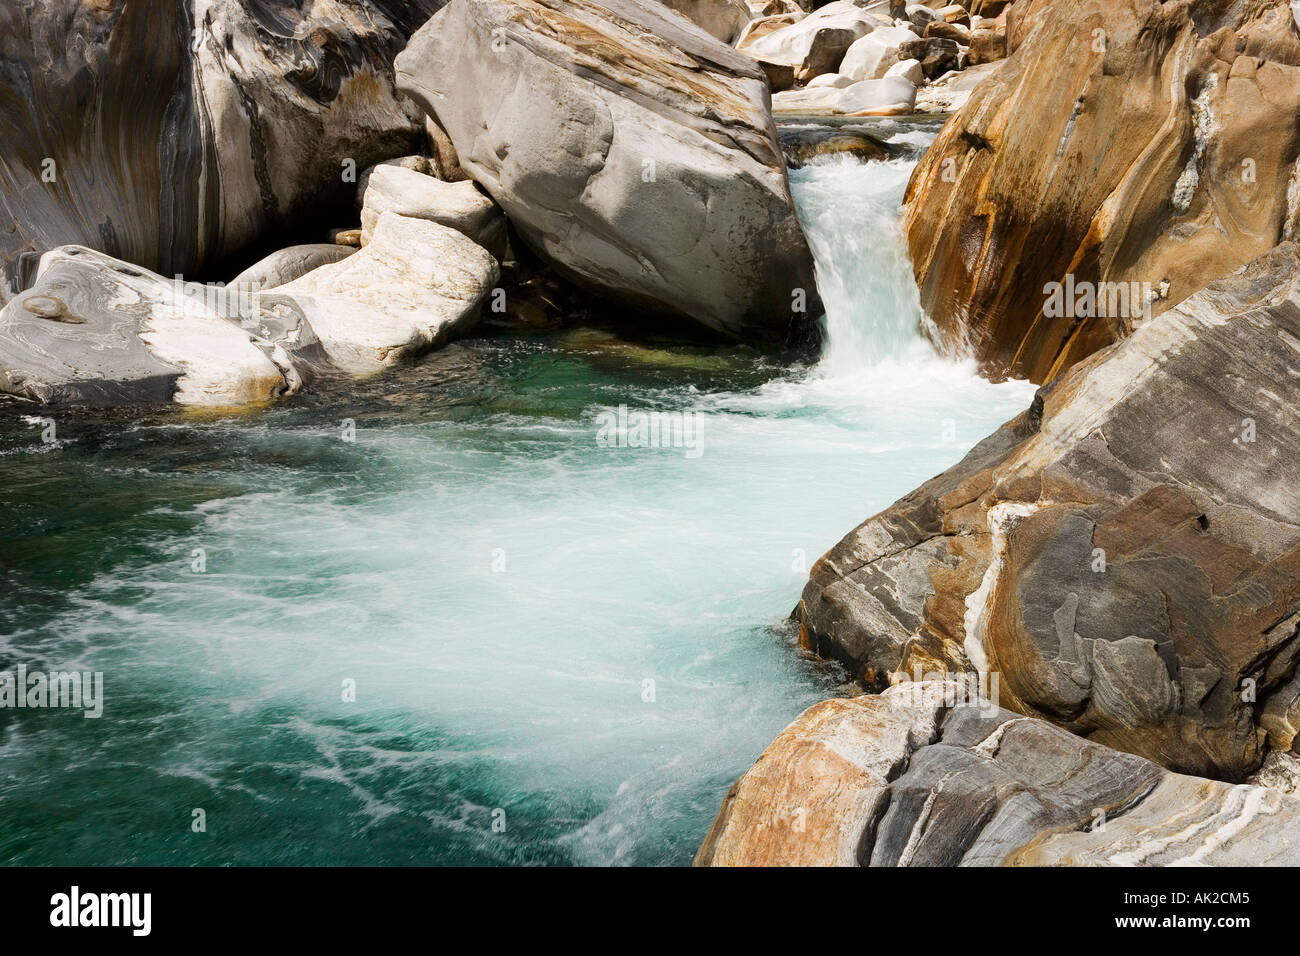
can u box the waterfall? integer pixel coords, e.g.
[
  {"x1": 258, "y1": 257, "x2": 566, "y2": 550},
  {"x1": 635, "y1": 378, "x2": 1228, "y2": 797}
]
[{"x1": 786, "y1": 126, "x2": 940, "y2": 378}]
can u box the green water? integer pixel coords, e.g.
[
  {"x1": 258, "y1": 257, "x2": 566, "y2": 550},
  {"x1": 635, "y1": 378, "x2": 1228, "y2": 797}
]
[{"x1": 0, "y1": 149, "x2": 1035, "y2": 866}]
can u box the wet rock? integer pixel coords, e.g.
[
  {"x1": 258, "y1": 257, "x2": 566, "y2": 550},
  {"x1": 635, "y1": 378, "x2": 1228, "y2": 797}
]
[
  {"x1": 779, "y1": 126, "x2": 900, "y2": 167},
  {"x1": 796, "y1": 243, "x2": 1300, "y2": 781},
  {"x1": 395, "y1": 0, "x2": 821, "y2": 345}
]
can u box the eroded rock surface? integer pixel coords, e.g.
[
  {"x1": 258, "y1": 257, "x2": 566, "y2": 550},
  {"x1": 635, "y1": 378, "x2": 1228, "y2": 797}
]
[
  {"x1": 396, "y1": 0, "x2": 821, "y2": 344},
  {"x1": 0, "y1": 246, "x2": 319, "y2": 406},
  {"x1": 697, "y1": 683, "x2": 1300, "y2": 865},
  {"x1": 904, "y1": 0, "x2": 1300, "y2": 383},
  {"x1": 796, "y1": 243, "x2": 1300, "y2": 780}
]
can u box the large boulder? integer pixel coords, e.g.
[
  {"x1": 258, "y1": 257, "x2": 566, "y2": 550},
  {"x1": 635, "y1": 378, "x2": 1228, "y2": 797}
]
[
  {"x1": 0, "y1": 0, "x2": 444, "y2": 305},
  {"x1": 796, "y1": 243, "x2": 1300, "y2": 781},
  {"x1": 0, "y1": 246, "x2": 320, "y2": 406},
  {"x1": 904, "y1": 0, "x2": 1300, "y2": 383},
  {"x1": 657, "y1": 0, "x2": 754, "y2": 43},
  {"x1": 838, "y1": 25, "x2": 920, "y2": 81},
  {"x1": 395, "y1": 0, "x2": 821, "y2": 344},
  {"x1": 739, "y1": 0, "x2": 889, "y2": 77},
  {"x1": 696, "y1": 683, "x2": 1300, "y2": 866},
  {"x1": 269, "y1": 212, "x2": 499, "y2": 373}
]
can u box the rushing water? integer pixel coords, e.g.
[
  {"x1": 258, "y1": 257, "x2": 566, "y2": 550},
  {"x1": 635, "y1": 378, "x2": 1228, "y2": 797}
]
[{"x1": 0, "y1": 120, "x2": 1034, "y2": 865}]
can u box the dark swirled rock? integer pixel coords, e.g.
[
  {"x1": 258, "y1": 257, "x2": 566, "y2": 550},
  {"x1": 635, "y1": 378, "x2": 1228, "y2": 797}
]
[
  {"x1": 0, "y1": 0, "x2": 444, "y2": 305},
  {"x1": 795, "y1": 242, "x2": 1300, "y2": 781},
  {"x1": 696, "y1": 683, "x2": 1300, "y2": 866},
  {"x1": 394, "y1": 0, "x2": 822, "y2": 345}
]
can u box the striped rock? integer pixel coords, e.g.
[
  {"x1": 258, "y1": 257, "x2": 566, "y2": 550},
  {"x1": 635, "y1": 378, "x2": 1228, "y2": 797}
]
[{"x1": 696, "y1": 683, "x2": 1300, "y2": 866}]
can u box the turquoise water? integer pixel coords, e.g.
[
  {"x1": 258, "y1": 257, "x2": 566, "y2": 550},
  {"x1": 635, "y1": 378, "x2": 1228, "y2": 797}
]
[{"x1": 0, "y1": 126, "x2": 1034, "y2": 865}]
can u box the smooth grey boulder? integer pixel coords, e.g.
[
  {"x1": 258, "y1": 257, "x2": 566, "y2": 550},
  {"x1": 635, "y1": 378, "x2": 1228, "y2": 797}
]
[
  {"x1": 0, "y1": 0, "x2": 444, "y2": 305},
  {"x1": 229, "y1": 245, "x2": 358, "y2": 292},
  {"x1": 796, "y1": 242, "x2": 1300, "y2": 781},
  {"x1": 394, "y1": 0, "x2": 821, "y2": 345},
  {"x1": 697, "y1": 683, "x2": 1300, "y2": 866},
  {"x1": 0, "y1": 246, "x2": 320, "y2": 406}
]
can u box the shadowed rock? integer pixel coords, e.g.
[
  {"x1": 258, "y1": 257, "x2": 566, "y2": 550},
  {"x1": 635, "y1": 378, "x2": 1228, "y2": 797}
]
[
  {"x1": 697, "y1": 683, "x2": 1300, "y2": 866},
  {"x1": 796, "y1": 243, "x2": 1300, "y2": 781},
  {"x1": 0, "y1": 0, "x2": 445, "y2": 305},
  {"x1": 657, "y1": 0, "x2": 754, "y2": 43},
  {"x1": 394, "y1": 0, "x2": 821, "y2": 345}
]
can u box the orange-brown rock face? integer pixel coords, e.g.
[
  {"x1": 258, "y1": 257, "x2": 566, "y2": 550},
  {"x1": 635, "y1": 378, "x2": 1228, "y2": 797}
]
[
  {"x1": 797, "y1": 243, "x2": 1300, "y2": 781},
  {"x1": 903, "y1": 0, "x2": 1300, "y2": 383}
]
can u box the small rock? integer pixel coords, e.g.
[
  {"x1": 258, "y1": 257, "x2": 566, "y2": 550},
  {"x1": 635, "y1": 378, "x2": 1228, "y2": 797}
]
[
  {"x1": 329, "y1": 228, "x2": 363, "y2": 247},
  {"x1": 898, "y1": 36, "x2": 961, "y2": 78},
  {"x1": 904, "y1": 3, "x2": 938, "y2": 32},
  {"x1": 425, "y1": 117, "x2": 469, "y2": 182},
  {"x1": 936, "y1": 3, "x2": 970, "y2": 25},
  {"x1": 359, "y1": 164, "x2": 504, "y2": 253},
  {"x1": 229, "y1": 245, "x2": 357, "y2": 293},
  {"x1": 884, "y1": 57, "x2": 924, "y2": 84},
  {"x1": 924, "y1": 19, "x2": 970, "y2": 41}
]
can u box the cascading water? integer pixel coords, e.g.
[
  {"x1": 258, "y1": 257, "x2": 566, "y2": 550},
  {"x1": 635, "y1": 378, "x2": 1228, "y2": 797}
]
[
  {"x1": 0, "y1": 122, "x2": 1033, "y2": 866},
  {"x1": 792, "y1": 150, "x2": 926, "y2": 372}
]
